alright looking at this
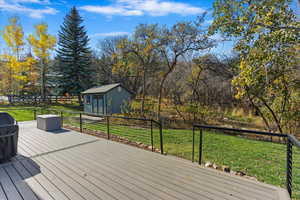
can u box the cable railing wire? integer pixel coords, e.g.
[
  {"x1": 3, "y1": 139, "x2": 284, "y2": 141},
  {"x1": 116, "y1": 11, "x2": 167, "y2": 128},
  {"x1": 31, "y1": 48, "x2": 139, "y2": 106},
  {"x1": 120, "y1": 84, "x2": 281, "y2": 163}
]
[{"x1": 193, "y1": 124, "x2": 299, "y2": 199}]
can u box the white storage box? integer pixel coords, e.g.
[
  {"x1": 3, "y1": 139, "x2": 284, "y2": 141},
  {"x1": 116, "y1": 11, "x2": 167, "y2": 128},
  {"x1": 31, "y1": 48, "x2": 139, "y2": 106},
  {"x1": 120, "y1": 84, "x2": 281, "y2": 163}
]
[{"x1": 37, "y1": 115, "x2": 61, "y2": 131}]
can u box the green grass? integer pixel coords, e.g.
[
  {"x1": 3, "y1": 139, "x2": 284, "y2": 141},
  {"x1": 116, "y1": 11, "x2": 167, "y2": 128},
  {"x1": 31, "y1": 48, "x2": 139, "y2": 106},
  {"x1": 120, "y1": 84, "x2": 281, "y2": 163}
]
[
  {"x1": 0, "y1": 108, "x2": 36, "y2": 121},
  {"x1": 0, "y1": 105, "x2": 82, "y2": 122}
]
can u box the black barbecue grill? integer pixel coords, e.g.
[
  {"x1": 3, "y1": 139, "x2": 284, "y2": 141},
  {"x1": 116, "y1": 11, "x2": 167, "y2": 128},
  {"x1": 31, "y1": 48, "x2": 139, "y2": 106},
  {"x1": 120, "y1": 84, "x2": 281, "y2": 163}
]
[{"x1": 0, "y1": 112, "x2": 18, "y2": 162}]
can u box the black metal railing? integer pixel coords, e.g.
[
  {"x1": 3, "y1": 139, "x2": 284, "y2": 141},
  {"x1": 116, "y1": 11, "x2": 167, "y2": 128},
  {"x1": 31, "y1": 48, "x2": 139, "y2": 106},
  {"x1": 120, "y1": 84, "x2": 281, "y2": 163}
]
[
  {"x1": 34, "y1": 109, "x2": 164, "y2": 155},
  {"x1": 193, "y1": 124, "x2": 299, "y2": 198},
  {"x1": 287, "y1": 134, "x2": 300, "y2": 198}
]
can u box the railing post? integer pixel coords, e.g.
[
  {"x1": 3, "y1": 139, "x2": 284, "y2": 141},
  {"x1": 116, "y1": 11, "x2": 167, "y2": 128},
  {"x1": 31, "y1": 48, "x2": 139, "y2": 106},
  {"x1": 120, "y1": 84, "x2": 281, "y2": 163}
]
[
  {"x1": 33, "y1": 109, "x2": 37, "y2": 120},
  {"x1": 192, "y1": 126, "x2": 195, "y2": 162},
  {"x1": 79, "y1": 113, "x2": 83, "y2": 133},
  {"x1": 107, "y1": 116, "x2": 110, "y2": 140},
  {"x1": 159, "y1": 122, "x2": 164, "y2": 155},
  {"x1": 150, "y1": 120, "x2": 154, "y2": 152},
  {"x1": 198, "y1": 129, "x2": 203, "y2": 165},
  {"x1": 286, "y1": 136, "x2": 292, "y2": 197},
  {"x1": 60, "y1": 111, "x2": 64, "y2": 127}
]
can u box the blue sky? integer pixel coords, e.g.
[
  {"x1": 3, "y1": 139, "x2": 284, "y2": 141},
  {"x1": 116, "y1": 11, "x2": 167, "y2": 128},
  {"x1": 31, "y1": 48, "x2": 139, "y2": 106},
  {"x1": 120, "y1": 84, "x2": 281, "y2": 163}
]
[{"x1": 0, "y1": 0, "x2": 299, "y2": 55}]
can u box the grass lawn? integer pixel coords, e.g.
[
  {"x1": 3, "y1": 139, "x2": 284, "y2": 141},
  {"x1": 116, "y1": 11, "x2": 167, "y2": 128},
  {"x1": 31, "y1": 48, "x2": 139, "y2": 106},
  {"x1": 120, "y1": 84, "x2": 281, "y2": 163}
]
[{"x1": 0, "y1": 105, "x2": 82, "y2": 121}]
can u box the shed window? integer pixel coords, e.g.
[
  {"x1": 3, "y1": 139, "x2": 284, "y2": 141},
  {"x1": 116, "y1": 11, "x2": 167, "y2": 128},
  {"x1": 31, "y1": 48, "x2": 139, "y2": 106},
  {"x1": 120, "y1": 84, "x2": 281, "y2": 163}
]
[{"x1": 85, "y1": 95, "x2": 91, "y2": 104}]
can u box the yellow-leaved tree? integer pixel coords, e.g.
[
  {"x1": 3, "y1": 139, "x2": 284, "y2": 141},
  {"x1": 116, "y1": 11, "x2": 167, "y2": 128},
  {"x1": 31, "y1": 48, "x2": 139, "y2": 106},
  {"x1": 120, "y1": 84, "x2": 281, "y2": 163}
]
[
  {"x1": 1, "y1": 17, "x2": 35, "y2": 95},
  {"x1": 28, "y1": 23, "x2": 56, "y2": 99},
  {"x1": 2, "y1": 17, "x2": 24, "y2": 59},
  {"x1": 210, "y1": 0, "x2": 300, "y2": 133}
]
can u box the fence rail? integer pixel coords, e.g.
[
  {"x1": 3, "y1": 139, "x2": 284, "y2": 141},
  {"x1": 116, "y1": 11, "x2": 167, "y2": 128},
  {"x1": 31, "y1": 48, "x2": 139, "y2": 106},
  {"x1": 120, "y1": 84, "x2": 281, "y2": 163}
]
[
  {"x1": 193, "y1": 124, "x2": 299, "y2": 199},
  {"x1": 5, "y1": 95, "x2": 79, "y2": 104}
]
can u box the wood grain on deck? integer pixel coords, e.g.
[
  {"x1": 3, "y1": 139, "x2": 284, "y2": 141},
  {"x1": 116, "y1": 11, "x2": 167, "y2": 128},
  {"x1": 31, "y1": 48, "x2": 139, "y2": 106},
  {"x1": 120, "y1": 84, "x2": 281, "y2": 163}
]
[{"x1": 0, "y1": 121, "x2": 290, "y2": 200}]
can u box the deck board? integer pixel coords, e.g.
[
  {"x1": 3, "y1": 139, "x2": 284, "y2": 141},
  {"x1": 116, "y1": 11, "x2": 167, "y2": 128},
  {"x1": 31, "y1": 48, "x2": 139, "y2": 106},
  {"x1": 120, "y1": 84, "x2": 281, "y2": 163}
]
[
  {"x1": 66, "y1": 142, "x2": 267, "y2": 199},
  {"x1": 53, "y1": 147, "x2": 225, "y2": 200},
  {"x1": 13, "y1": 161, "x2": 55, "y2": 200},
  {"x1": 4, "y1": 163, "x2": 39, "y2": 200},
  {"x1": 0, "y1": 121, "x2": 290, "y2": 200},
  {"x1": 21, "y1": 159, "x2": 70, "y2": 200},
  {"x1": 0, "y1": 167, "x2": 23, "y2": 200},
  {"x1": 35, "y1": 156, "x2": 102, "y2": 200},
  {"x1": 87, "y1": 141, "x2": 275, "y2": 198},
  {"x1": 0, "y1": 183, "x2": 8, "y2": 200}
]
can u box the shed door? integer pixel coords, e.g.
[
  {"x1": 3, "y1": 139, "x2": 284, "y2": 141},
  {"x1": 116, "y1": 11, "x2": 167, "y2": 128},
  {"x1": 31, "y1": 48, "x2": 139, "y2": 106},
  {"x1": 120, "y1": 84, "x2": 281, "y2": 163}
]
[
  {"x1": 98, "y1": 96, "x2": 104, "y2": 114},
  {"x1": 92, "y1": 96, "x2": 98, "y2": 113},
  {"x1": 92, "y1": 95, "x2": 104, "y2": 114}
]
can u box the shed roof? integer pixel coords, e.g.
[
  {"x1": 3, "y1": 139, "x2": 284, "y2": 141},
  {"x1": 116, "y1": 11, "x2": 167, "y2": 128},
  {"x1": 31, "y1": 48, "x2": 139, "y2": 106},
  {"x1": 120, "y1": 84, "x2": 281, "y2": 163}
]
[{"x1": 81, "y1": 83, "x2": 121, "y2": 94}]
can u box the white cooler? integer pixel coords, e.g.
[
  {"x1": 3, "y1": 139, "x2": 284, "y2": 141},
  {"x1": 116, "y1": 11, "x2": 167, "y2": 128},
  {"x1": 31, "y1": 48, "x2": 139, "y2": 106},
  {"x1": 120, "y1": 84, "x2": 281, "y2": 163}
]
[{"x1": 37, "y1": 115, "x2": 61, "y2": 131}]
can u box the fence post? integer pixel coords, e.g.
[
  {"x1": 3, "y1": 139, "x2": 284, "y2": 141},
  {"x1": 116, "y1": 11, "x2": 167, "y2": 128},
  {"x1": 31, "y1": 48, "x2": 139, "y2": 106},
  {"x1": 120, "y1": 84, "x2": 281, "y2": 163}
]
[
  {"x1": 286, "y1": 136, "x2": 292, "y2": 197},
  {"x1": 192, "y1": 126, "x2": 195, "y2": 162},
  {"x1": 198, "y1": 129, "x2": 203, "y2": 165},
  {"x1": 79, "y1": 113, "x2": 83, "y2": 133},
  {"x1": 150, "y1": 120, "x2": 154, "y2": 152},
  {"x1": 107, "y1": 116, "x2": 110, "y2": 140},
  {"x1": 159, "y1": 122, "x2": 164, "y2": 155}
]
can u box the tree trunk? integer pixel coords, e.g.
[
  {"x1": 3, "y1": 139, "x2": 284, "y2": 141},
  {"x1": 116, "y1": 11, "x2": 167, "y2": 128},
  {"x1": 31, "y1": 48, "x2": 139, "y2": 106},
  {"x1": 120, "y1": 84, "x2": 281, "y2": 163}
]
[
  {"x1": 78, "y1": 95, "x2": 83, "y2": 106},
  {"x1": 259, "y1": 97, "x2": 283, "y2": 133},
  {"x1": 16, "y1": 49, "x2": 20, "y2": 95},
  {"x1": 9, "y1": 68, "x2": 12, "y2": 95},
  {"x1": 247, "y1": 93, "x2": 271, "y2": 131},
  {"x1": 141, "y1": 69, "x2": 146, "y2": 115},
  {"x1": 41, "y1": 60, "x2": 46, "y2": 101},
  {"x1": 157, "y1": 81, "x2": 164, "y2": 120},
  {"x1": 157, "y1": 72, "x2": 170, "y2": 120}
]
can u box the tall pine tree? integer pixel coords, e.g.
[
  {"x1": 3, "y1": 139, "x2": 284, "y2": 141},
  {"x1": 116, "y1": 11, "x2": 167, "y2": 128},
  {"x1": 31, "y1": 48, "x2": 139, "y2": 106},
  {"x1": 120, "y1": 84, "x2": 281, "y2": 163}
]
[{"x1": 56, "y1": 6, "x2": 92, "y2": 104}]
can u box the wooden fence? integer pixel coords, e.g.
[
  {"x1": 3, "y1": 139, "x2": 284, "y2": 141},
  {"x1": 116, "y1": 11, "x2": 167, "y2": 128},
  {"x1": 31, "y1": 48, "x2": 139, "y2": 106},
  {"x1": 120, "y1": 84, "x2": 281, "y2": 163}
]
[{"x1": 5, "y1": 95, "x2": 79, "y2": 104}]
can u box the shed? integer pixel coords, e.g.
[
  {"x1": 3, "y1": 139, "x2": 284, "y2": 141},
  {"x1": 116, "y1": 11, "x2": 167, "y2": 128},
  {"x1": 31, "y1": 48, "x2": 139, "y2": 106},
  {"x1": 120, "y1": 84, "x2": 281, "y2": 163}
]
[{"x1": 81, "y1": 83, "x2": 132, "y2": 115}]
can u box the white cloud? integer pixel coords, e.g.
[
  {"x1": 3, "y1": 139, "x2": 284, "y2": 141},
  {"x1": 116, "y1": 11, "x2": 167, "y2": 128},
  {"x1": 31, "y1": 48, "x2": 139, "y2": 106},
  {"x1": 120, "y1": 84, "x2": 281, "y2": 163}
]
[
  {"x1": 0, "y1": 0, "x2": 57, "y2": 18},
  {"x1": 80, "y1": 0, "x2": 206, "y2": 17},
  {"x1": 28, "y1": 7, "x2": 57, "y2": 18},
  {"x1": 204, "y1": 19, "x2": 213, "y2": 26},
  {"x1": 11, "y1": 0, "x2": 50, "y2": 4},
  {"x1": 91, "y1": 32, "x2": 130, "y2": 37},
  {"x1": 209, "y1": 33, "x2": 224, "y2": 42},
  {"x1": 128, "y1": 0, "x2": 205, "y2": 16},
  {"x1": 80, "y1": 5, "x2": 143, "y2": 16}
]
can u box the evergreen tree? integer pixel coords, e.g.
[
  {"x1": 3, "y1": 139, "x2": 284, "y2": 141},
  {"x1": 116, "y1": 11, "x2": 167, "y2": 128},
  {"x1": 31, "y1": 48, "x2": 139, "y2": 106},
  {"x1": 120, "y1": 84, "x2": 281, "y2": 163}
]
[{"x1": 56, "y1": 6, "x2": 92, "y2": 104}]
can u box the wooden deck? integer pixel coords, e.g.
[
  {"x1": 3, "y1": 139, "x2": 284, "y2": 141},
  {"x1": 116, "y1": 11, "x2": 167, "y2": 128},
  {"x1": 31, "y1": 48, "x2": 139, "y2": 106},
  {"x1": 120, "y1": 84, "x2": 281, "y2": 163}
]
[{"x1": 0, "y1": 121, "x2": 290, "y2": 200}]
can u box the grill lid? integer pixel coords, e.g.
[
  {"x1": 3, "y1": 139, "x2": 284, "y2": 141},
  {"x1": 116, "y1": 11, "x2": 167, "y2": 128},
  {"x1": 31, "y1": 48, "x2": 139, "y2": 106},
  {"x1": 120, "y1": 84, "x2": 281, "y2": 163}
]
[{"x1": 0, "y1": 112, "x2": 16, "y2": 126}]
